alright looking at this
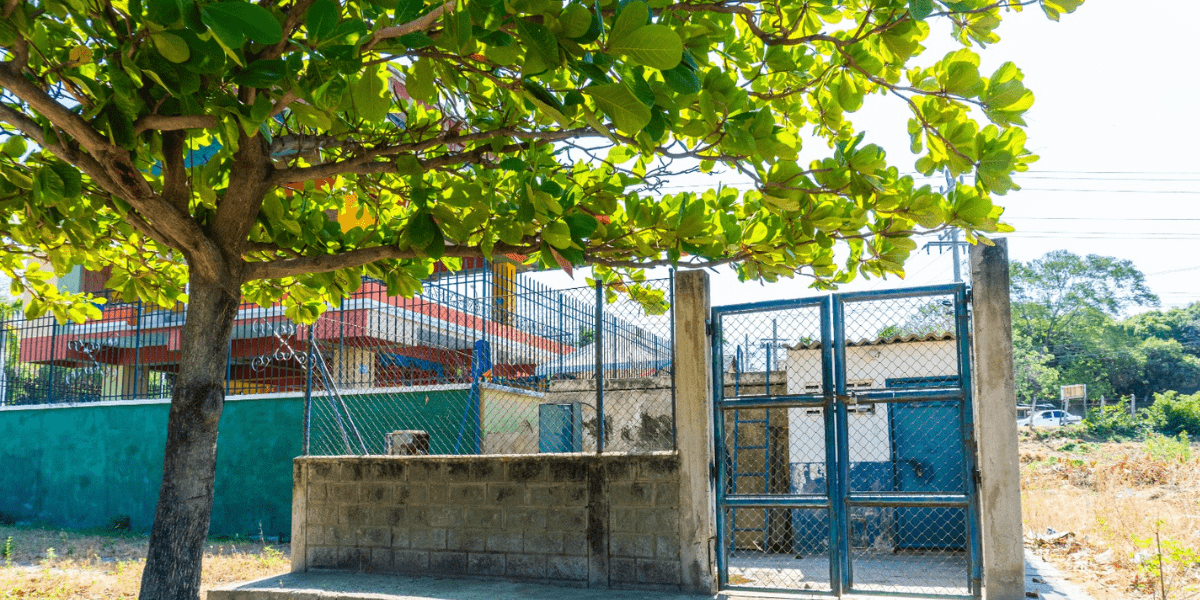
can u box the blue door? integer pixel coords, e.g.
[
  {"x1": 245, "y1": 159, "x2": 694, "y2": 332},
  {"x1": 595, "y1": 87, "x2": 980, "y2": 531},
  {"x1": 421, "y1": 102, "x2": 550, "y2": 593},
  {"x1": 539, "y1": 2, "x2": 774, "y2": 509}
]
[{"x1": 891, "y1": 401, "x2": 967, "y2": 549}]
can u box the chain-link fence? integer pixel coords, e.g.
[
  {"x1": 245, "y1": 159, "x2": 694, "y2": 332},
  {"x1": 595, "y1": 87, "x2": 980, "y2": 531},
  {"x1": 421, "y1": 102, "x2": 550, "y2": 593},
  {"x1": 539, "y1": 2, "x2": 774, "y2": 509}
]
[
  {"x1": 712, "y1": 284, "x2": 976, "y2": 597},
  {"x1": 303, "y1": 272, "x2": 676, "y2": 456},
  {"x1": 0, "y1": 266, "x2": 677, "y2": 458}
]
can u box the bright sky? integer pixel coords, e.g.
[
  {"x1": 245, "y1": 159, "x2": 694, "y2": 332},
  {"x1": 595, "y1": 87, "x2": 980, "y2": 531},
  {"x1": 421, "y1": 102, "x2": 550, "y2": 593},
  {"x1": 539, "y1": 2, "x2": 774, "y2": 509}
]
[{"x1": 533, "y1": 0, "x2": 1200, "y2": 313}]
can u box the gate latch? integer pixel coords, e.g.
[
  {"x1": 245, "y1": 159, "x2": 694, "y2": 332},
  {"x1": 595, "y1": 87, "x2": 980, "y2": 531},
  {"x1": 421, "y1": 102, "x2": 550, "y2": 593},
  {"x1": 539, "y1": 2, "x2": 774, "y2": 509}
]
[{"x1": 834, "y1": 393, "x2": 859, "y2": 405}]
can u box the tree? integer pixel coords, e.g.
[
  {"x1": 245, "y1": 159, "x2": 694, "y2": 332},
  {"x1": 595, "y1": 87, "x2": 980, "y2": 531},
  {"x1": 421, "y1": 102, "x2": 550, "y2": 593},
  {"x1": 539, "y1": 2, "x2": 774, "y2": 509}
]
[
  {"x1": 0, "y1": 0, "x2": 1080, "y2": 597},
  {"x1": 1012, "y1": 330, "x2": 1058, "y2": 404},
  {"x1": 1010, "y1": 250, "x2": 1158, "y2": 352}
]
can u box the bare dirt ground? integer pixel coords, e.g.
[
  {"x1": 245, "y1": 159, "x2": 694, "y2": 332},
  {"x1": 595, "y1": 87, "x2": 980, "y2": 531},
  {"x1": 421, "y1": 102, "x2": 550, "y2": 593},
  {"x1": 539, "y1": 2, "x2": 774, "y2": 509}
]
[
  {"x1": 0, "y1": 525, "x2": 289, "y2": 599},
  {"x1": 1021, "y1": 428, "x2": 1200, "y2": 600}
]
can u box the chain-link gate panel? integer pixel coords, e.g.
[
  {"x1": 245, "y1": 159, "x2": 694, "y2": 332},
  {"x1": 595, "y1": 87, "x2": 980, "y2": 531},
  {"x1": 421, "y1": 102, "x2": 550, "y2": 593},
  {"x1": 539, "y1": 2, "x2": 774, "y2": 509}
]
[{"x1": 714, "y1": 284, "x2": 980, "y2": 599}]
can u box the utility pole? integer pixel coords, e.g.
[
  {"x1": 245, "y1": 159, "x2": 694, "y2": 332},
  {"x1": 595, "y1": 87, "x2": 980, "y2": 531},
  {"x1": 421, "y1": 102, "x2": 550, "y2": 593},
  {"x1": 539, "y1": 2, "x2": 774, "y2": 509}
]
[{"x1": 922, "y1": 172, "x2": 971, "y2": 282}]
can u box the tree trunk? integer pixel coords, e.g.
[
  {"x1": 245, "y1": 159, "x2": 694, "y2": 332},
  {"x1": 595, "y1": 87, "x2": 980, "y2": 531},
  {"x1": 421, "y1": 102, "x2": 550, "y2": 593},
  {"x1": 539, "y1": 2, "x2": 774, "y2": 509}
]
[{"x1": 139, "y1": 275, "x2": 240, "y2": 600}]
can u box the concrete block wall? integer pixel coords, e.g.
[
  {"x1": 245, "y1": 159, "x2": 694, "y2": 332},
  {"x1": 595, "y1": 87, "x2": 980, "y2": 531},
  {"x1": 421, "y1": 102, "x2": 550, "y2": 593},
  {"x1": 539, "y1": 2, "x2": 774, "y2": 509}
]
[{"x1": 292, "y1": 452, "x2": 691, "y2": 592}]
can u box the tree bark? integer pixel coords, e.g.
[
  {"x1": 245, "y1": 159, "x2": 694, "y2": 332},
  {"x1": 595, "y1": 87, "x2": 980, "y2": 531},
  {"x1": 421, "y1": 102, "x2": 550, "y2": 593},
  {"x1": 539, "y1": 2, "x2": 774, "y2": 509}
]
[{"x1": 139, "y1": 274, "x2": 240, "y2": 600}]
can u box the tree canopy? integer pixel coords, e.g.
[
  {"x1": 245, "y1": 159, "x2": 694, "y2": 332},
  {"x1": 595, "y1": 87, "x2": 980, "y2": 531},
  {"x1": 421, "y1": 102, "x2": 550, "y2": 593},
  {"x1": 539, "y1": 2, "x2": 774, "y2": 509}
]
[
  {"x1": 0, "y1": 0, "x2": 1077, "y2": 323},
  {"x1": 0, "y1": 0, "x2": 1082, "y2": 597}
]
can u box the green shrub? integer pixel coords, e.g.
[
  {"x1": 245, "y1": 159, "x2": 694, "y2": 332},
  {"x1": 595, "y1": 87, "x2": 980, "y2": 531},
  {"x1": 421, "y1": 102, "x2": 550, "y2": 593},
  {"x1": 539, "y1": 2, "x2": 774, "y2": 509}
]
[
  {"x1": 1143, "y1": 391, "x2": 1200, "y2": 437},
  {"x1": 1085, "y1": 400, "x2": 1144, "y2": 439},
  {"x1": 1145, "y1": 432, "x2": 1192, "y2": 463}
]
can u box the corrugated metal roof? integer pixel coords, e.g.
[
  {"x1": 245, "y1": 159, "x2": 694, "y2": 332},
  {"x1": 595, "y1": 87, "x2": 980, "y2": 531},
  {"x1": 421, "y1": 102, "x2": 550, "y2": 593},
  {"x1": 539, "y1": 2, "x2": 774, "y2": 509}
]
[{"x1": 787, "y1": 331, "x2": 955, "y2": 350}]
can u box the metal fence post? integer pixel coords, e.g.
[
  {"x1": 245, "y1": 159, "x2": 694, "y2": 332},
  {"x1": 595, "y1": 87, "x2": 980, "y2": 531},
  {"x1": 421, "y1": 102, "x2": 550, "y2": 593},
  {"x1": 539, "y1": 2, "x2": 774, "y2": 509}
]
[
  {"x1": 47, "y1": 320, "x2": 57, "y2": 404},
  {"x1": 133, "y1": 301, "x2": 143, "y2": 401},
  {"x1": 303, "y1": 322, "x2": 314, "y2": 456},
  {"x1": 594, "y1": 278, "x2": 604, "y2": 453}
]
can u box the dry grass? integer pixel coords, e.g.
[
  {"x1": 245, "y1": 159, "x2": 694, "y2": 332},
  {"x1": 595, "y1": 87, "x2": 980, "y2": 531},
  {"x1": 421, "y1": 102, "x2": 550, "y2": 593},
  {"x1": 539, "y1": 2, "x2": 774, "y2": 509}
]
[
  {"x1": 0, "y1": 525, "x2": 289, "y2": 599},
  {"x1": 1021, "y1": 432, "x2": 1200, "y2": 600}
]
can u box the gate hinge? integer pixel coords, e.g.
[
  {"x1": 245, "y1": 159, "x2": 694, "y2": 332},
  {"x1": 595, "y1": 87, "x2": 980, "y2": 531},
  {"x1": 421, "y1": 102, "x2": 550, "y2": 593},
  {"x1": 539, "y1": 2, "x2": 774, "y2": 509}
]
[
  {"x1": 964, "y1": 288, "x2": 973, "y2": 303},
  {"x1": 973, "y1": 467, "x2": 982, "y2": 485},
  {"x1": 705, "y1": 319, "x2": 713, "y2": 336}
]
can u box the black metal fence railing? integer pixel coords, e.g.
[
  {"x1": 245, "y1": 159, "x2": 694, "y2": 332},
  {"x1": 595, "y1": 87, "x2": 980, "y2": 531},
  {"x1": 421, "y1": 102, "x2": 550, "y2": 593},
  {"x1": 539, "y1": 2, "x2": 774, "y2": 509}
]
[{"x1": 0, "y1": 266, "x2": 677, "y2": 457}]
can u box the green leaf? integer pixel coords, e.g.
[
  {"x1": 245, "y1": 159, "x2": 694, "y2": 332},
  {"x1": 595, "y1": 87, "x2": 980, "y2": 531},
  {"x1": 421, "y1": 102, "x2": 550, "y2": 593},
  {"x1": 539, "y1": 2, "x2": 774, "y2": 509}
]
[
  {"x1": 516, "y1": 19, "x2": 558, "y2": 74},
  {"x1": 560, "y1": 3, "x2": 593, "y2": 39},
  {"x1": 33, "y1": 167, "x2": 65, "y2": 203},
  {"x1": 585, "y1": 83, "x2": 651, "y2": 134},
  {"x1": 608, "y1": 24, "x2": 682, "y2": 70},
  {"x1": 609, "y1": 0, "x2": 649, "y2": 45},
  {"x1": 564, "y1": 213, "x2": 598, "y2": 239},
  {"x1": 662, "y1": 63, "x2": 700, "y2": 95},
  {"x1": 145, "y1": 0, "x2": 181, "y2": 24},
  {"x1": 2, "y1": 136, "x2": 26, "y2": 158},
  {"x1": 232, "y1": 59, "x2": 287, "y2": 87},
  {"x1": 306, "y1": 0, "x2": 338, "y2": 41},
  {"x1": 352, "y1": 66, "x2": 392, "y2": 123},
  {"x1": 47, "y1": 162, "x2": 81, "y2": 197},
  {"x1": 395, "y1": 155, "x2": 423, "y2": 175},
  {"x1": 399, "y1": 32, "x2": 436, "y2": 48},
  {"x1": 151, "y1": 32, "x2": 191, "y2": 63},
  {"x1": 407, "y1": 58, "x2": 436, "y2": 104},
  {"x1": 201, "y1": 2, "x2": 283, "y2": 48},
  {"x1": 406, "y1": 209, "x2": 437, "y2": 247},
  {"x1": 908, "y1": 0, "x2": 933, "y2": 20},
  {"x1": 543, "y1": 221, "x2": 573, "y2": 249}
]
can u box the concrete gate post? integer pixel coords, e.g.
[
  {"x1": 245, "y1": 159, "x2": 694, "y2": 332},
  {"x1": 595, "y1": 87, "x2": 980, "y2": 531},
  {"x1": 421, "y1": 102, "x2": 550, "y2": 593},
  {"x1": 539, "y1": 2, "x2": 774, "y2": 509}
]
[
  {"x1": 673, "y1": 270, "x2": 717, "y2": 593},
  {"x1": 968, "y1": 239, "x2": 1025, "y2": 600}
]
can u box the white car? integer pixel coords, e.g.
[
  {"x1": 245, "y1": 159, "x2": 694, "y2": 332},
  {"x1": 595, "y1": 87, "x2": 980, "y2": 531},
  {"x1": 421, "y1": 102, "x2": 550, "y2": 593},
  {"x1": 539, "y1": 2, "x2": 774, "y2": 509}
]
[{"x1": 1017, "y1": 410, "x2": 1083, "y2": 428}]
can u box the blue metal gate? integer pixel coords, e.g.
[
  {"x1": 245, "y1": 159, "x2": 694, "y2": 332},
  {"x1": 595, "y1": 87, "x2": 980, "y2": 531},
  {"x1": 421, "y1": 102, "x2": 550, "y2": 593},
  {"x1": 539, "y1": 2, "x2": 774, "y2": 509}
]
[{"x1": 712, "y1": 284, "x2": 981, "y2": 598}]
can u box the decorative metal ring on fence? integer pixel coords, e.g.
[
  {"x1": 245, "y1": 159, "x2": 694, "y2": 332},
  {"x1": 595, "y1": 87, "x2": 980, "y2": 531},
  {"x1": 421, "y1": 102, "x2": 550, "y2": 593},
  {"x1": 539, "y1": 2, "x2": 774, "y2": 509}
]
[
  {"x1": 250, "y1": 319, "x2": 308, "y2": 372},
  {"x1": 64, "y1": 339, "x2": 106, "y2": 381}
]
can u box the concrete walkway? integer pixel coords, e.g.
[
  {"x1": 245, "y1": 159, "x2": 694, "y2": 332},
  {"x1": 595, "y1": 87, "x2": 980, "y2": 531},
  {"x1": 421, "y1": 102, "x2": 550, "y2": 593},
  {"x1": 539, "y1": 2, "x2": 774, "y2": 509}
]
[{"x1": 209, "y1": 551, "x2": 1093, "y2": 600}]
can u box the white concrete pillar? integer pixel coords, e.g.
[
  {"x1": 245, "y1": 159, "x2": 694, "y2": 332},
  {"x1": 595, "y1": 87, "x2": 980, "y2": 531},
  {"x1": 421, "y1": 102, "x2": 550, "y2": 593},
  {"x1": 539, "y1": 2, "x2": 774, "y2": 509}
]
[
  {"x1": 673, "y1": 270, "x2": 716, "y2": 593},
  {"x1": 969, "y1": 239, "x2": 1025, "y2": 600}
]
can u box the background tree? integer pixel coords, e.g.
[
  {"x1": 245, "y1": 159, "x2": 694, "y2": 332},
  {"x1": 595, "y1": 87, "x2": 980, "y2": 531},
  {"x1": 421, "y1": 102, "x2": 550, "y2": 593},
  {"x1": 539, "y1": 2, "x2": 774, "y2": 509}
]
[
  {"x1": 1012, "y1": 330, "x2": 1058, "y2": 404},
  {"x1": 0, "y1": 0, "x2": 1081, "y2": 597}
]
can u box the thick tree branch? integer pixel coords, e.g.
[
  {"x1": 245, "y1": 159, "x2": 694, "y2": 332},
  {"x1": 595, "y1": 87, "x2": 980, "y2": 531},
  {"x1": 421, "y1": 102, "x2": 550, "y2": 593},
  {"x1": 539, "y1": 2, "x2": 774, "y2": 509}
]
[
  {"x1": 161, "y1": 131, "x2": 190, "y2": 214},
  {"x1": 243, "y1": 240, "x2": 534, "y2": 281},
  {"x1": 211, "y1": 133, "x2": 274, "y2": 268},
  {"x1": 133, "y1": 114, "x2": 218, "y2": 135},
  {"x1": 363, "y1": 0, "x2": 456, "y2": 52},
  {"x1": 260, "y1": 0, "x2": 317, "y2": 59}
]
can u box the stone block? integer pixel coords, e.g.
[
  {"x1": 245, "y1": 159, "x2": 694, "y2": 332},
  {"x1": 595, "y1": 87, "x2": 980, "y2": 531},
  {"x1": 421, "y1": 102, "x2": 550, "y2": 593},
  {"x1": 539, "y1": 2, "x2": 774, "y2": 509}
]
[
  {"x1": 365, "y1": 460, "x2": 406, "y2": 481},
  {"x1": 610, "y1": 482, "x2": 652, "y2": 507},
  {"x1": 327, "y1": 525, "x2": 353, "y2": 546},
  {"x1": 636, "y1": 508, "x2": 679, "y2": 534},
  {"x1": 545, "y1": 507, "x2": 586, "y2": 532},
  {"x1": 393, "y1": 484, "x2": 427, "y2": 505},
  {"x1": 609, "y1": 557, "x2": 636, "y2": 582},
  {"x1": 430, "y1": 550, "x2": 468, "y2": 574},
  {"x1": 336, "y1": 462, "x2": 366, "y2": 481},
  {"x1": 449, "y1": 483, "x2": 485, "y2": 504},
  {"x1": 610, "y1": 533, "x2": 654, "y2": 558},
  {"x1": 639, "y1": 456, "x2": 679, "y2": 480},
  {"x1": 360, "y1": 484, "x2": 390, "y2": 504},
  {"x1": 447, "y1": 529, "x2": 487, "y2": 552},
  {"x1": 522, "y1": 531, "x2": 563, "y2": 554},
  {"x1": 605, "y1": 460, "x2": 637, "y2": 482},
  {"x1": 505, "y1": 507, "x2": 546, "y2": 531},
  {"x1": 410, "y1": 527, "x2": 446, "y2": 550},
  {"x1": 547, "y1": 555, "x2": 588, "y2": 581},
  {"x1": 464, "y1": 506, "x2": 502, "y2": 529},
  {"x1": 609, "y1": 507, "x2": 638, "y2": 533},
  {"x1": 469, "y1": 460, "x2": 504, "y2": 482},
  {"x1": 309, "y1": 483, "x2": 328, "y2": 502},
  {"x1": 488, "y1": 483, "x2": 525, "y2": 506},
  {"x1": 308, "y1": 546, "x2": 338, "y2": 568},
  {"x1": 425, "y1": 506, "x2": 463, "y2": 528},
  {"x1": 656, "y1": 535, "x2": 680, "y2": 560},
  {"x1": 328, "y1": 483, "x2": 359, "y2": 503},
  {"x1": 507, "y1": 461, "x2": 546, "y2": 483},
  {"x1": 506, "y1": 553, "x2": 547, "y2": 579},
  {"x1": 408, "y1": 462, "x2": 441, "y2": 482},
  {"x1": 337, "y1": 547, "x2": 371, "y2": 571},
  {"x1": 637, "y1": 559, "x2": 682, "y2": 585},
  {"x1": 391, "y1": 528, "x2": 410, "y2": 549},
  {"x1": 342, "y1": 505, "x2": 370, "y2": 526},
  {"x1": 373, "y1": 507, "x2": 406, "y2": 528},
  {"x1": 529, "y1": 484, "x2": 586, "y2": 507},
  {"x1": 393, "y1": 549, "x2": 429, "y2": 572},
  {"x1": 548, "y1": 459, "x2": 588, "y2": 482},
  {"x1": 485, "y1": 531, "x2": 524, "y2": 553},
  {"x1": 427, "y1": 483, "x2": 449, "y2": 504},
  {"x1": 562, "y1": 533, "x2": 588, "y2": 556},
  {"x1": 445, "y1": 462, "x2": 472, "y2": 482},
  {"x1": 359, "y1": 526, "x2": 391, "y2": 547},
  {"x1": 468, "y1": 552, "x2": 506, "y2": 576},
  {"x1": 369, "y1": 548, "x2": 392, "y2": 572},
  {"x1": 305, "y1": 525, "x2": 324, "y2": 547},
  {"x1": 308, "y1": 462, "x2": 336, "y2": 482},
  {"x1": 653, "y1": 483, "x2": 679, "y2": 508}
]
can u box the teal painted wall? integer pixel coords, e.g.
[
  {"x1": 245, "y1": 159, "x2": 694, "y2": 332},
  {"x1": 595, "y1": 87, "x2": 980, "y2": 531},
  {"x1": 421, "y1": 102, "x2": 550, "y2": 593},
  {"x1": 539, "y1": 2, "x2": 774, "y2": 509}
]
[{"x1": 0, "y1": 389, "x2": 472, "y2": 537}]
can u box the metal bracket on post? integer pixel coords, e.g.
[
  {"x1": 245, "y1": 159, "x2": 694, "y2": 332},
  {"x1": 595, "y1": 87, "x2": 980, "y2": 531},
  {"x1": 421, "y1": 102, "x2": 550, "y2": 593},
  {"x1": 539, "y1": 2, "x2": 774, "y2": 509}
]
[{"x1": 705, "y1": 318, "x2": 713, "y2": 337}]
